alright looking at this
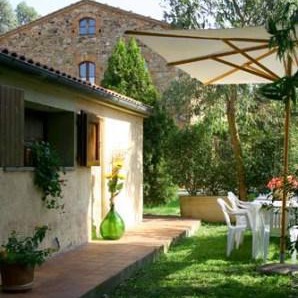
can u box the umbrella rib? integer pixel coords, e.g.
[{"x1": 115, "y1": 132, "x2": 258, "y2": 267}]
[
  {"x1": 223, "y1": 40, "x2": 280, "y2": 80},
  {"x1": 168, "y1": 44, "x2": 269, "y2": 66},
  {"x1": 212, "y1": 57, "x2": 275, "y2": 81},
  {"x1": 125, "y1": 30, "x2": 269, "y2": 43},
  {"x1": 204, "y1": 48, "x2": 277, "y2": 85}
]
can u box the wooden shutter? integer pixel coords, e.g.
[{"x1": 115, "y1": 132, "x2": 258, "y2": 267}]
[
  {"x1": 0, "y1": 85, "x2": 24, "y2": 167},
  {"x1": 77, "y1": 111, "x2": 100, "y2": 167}
]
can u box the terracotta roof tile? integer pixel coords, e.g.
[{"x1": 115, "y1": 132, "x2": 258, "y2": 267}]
[{"x1": 0, "y1": 48, "x2": 151, "y2": 115}]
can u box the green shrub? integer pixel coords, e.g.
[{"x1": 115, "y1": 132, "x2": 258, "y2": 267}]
[{"x1": 0, "y1": 226, "x2": 53, "y2": 267}]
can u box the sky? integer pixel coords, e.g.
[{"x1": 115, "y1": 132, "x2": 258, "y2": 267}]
[{"x1": 9, "y1": 0, "x2": 165, "y2": 21}]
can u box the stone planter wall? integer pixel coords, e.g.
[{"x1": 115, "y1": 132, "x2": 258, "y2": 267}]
[{"x1": 179, "y1": 195, "x2": 230, "y2": 223}]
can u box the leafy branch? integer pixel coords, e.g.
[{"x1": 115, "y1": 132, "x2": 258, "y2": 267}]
[
  {"x1": 31, "y1": 141, "x2": 66, "y2": 210},
  {"x1": 0, "y1": 226, "x2": 54, "y2": 266}
]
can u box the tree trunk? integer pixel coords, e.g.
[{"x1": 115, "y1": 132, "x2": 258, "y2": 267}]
[{"x1": 225, "y1": 85, "x2": 247, "y2": 200}]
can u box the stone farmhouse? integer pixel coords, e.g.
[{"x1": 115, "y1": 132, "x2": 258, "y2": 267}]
[{"x1": 0, "y1": 0, "x2": 178, "y2": 93}]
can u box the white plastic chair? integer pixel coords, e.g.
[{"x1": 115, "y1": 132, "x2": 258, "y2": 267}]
[
  {"x1": 259, "y1": 208, "x2": 272, "y2": 261},
  {"x1": 227, "y1": 191, "x2": 252, "y2": 209},
  {"x1": 227, "y1": 192, "x2": 253, "y2": 230},
  {"x1": 289, "y1": 226, "x2": 298, "y2": 263},
  {"x1": 217, "y1": 198, "x2": 248, "y2": 257}
]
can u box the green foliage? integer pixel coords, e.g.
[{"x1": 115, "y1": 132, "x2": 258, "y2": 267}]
[
  {"x1": 167, "y1": 122, "x2": 236, "y2": 195},
  {"x1": 162, "y1": 0, "x2": 209, "y2": 28},
  {"x1": 214, "y1": 0, "x2": 280, "y2": 27},
  {"x1": 31, "y1": 141, "x2": 66, "y2": 210},
  {"x1": 167, "y1": 123, "x2": 212, "y2": 195},
  {"x1": 266, "y1": 1, "x2": 298, "y2": 60},
  {"x1": 101, "y1": 38, "x2": 128, "y2": 94},
  {"x1": 0, "y1": 226, "x2": 53, "y2": 267},
  {"x1": 15, "y1": 1, "x2": 39, "y2": 26},
  {"x1": 143, "y1": 105, "x2": 178, "y2": 205},
  {"x1": 161, "y1": 75, "x2": 220, "y2": 125},
  {"x1": 259, "y1": 72, "x2": 298, "y2": 104},
  {"x1": 162, "y1": 0, "x2": 284, "y2": 29},
  {"x1": 259, "y1": 2, "x2": 298, "y2": 105},
  {"x1": 0, "y1": 0, "x2": 39, "y2": 33},
  {"x1": 101, "y1": 38, "x2": 158, "y2": 105},
  {"x1": 0, "y1": 0, "x2": 17, "y2": 33}
]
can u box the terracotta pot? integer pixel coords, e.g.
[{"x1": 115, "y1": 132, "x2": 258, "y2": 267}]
[{"x1": 0, "y1": 263, "x2": 35, "y2": 292}]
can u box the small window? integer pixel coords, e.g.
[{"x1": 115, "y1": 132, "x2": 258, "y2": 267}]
[
  {"x1": 79, "y1": 18, "x2": 96, "y2": 35},
  {"x1": 0, "y1": 85, "x2": 76, "y2": 168},
  {"x1": 79, "y1": 62, "x2": 95, "y2": 84}
]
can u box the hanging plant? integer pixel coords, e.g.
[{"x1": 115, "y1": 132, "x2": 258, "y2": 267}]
[{"x1": 31, "y1": 141, "x2": 66, "y2": 210}]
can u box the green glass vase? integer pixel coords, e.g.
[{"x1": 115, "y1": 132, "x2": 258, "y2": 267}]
[{"x1": 100, "y1": 204, "x2": 125, "y2": 240}]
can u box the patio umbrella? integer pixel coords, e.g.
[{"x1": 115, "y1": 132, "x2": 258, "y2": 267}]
[{"x1": 126, "y1": 25, "x2": 298, "y2": 263}]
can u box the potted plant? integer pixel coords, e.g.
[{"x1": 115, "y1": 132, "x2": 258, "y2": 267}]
[
  {"x1": 0, "y1": 226, "x2": 53, "y2": 292},
  {"x1": 100, "y1": 153, "x2": 126, "y2": 240},
  {"x1": 167, "y1": 123, "x2": 236, "y2": 222}
]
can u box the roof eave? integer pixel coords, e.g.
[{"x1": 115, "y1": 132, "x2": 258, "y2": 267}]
[{"x1": 0, "y1": 52, "x2": 152, "y2": 117}]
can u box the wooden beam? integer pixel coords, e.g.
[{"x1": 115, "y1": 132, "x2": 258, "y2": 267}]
[
  {"x1": 223, "y1": 40, "x2": 280, "y2": 80},
  {"x1": 212, "y1": 57, "x2": 275, "y2": 81},
  {"x1": 125, "y1": 30, "x2": 270, "y2": 43},
  {"x1": 168, "y1": 44, "x2": 269, "y2": 66},
  {"x1": 204, "y1": 48, "x2": 277, "y2": 85}
]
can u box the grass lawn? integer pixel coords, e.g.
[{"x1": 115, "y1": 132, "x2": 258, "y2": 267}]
[
  {"x1": 143, "y1": 197, "x2": 180, "y2": 216},
  {"x1": 110, "y1": 223, "x2": 292, "y2": 298}
]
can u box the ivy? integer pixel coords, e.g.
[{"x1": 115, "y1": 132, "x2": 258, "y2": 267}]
[{"x1": 31, "y1": 141, "x2": 66, "y2": 210}]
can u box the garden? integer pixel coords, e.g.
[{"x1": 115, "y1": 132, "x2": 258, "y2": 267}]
[{"x1": 110, "y1": 221, "x2": 293, "y2": 298}]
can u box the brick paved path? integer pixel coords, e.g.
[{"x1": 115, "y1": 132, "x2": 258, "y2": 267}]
[{"x1": 0, "y1": 216, "x2": 200, "y2": 298}]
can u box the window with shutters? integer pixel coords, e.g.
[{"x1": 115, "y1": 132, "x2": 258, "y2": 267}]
[
  {"x1": 0, "y1": 85, "x2": 75, "y2": 168},
  {"x1": 77, "y1": 111, "x2": 101, "y2": 167}
]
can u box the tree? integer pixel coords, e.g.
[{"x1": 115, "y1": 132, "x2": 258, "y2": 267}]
[
  {"x1": 102, "y1": 38, "x2": 177, "y2": 205},
  {"x1": 15, "y1": 1, "x2": 39, "y2": 26},
  {"x1": 102, "y1": 38, "x2": 158, "y2": 105},
  {"x1": 0, "y1": 0, "x2": 17, "y2": 33},
  {"x1": 161, "y1": 0, "x2": 289, "y2": 199},
  {"x1": 101, "y1": 38, "x2": 129, "y2": 94}
]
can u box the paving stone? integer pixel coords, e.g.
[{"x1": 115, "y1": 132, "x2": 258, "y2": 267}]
[{"x1": 0, "y1": 216, "x2": 200, "y2": 298}]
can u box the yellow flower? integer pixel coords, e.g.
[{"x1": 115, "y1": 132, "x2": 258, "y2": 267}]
[{"x1": 117, "y1": 174, "x2": 126, "y2": 180}]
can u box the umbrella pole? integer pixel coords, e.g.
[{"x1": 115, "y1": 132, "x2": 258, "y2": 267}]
[{"x1": 280, "y1": 97, "x2": 291, "y2": 263}]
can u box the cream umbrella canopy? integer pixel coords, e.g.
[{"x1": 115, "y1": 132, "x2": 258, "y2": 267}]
[{"x1": 126, "y1": 25, "x2": 298, "y2": 263}]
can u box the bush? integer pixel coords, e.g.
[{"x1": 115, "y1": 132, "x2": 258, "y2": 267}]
[
  {"x1": 143, "y1": 105, "x2": 178, "y2": 206},
  {"x1": 167, "y1": 123, "x2": 236, "y2": 195}
]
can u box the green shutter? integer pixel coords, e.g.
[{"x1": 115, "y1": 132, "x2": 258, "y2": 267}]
[{"x1": 0, "y1": 85, "x2": 24, "y2": 167}]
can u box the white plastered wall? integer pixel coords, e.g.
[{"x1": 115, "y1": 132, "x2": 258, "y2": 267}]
[{"x1": 0, "y1": 70, "x2": 144, "y2": 252}]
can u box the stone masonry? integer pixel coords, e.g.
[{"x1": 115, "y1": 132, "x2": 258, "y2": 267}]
[{"x1": 0, "y1": 0, "x2": 179, "y2": 93}]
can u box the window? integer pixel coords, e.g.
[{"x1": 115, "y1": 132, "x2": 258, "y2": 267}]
[
  {"x1": 0, "y1": 85, "x2": 75, "y2": 167},
  {"x1": 79, "y1": 62, "x2": 96, "y2": 84},
  {"x1": 79, "y1": 18, "x2": 96, "y2": 35},
  {"x1": 77, "y1": 111, "x2": 101, "y2": 167}
]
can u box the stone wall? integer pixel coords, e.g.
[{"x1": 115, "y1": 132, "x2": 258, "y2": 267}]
[{"x1": 0, "y1": 1, "x2": 178, "y2": 93}]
